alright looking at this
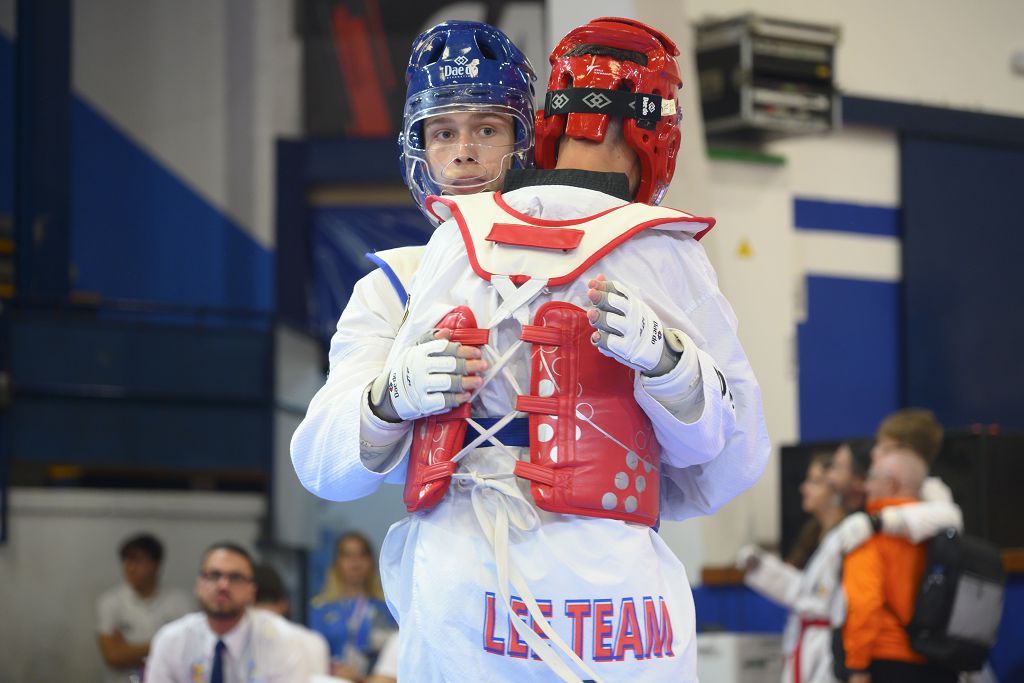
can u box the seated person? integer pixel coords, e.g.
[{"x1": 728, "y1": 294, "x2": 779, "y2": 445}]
[
  {"x1": 309, "y1": 533, "x2": 396, "y2": 682},
  {"x1": 95, "y1": 532, "x2": 191, "y2": 683}
]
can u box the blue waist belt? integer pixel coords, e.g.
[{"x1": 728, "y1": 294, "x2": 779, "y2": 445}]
[{"x1": 461, "y1": 416, "x2": 532, "y2": 449}]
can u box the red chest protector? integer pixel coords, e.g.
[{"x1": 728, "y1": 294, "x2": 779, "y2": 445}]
[{"x1": 402, "y1": 191, "x2": 714, "y2": 527}]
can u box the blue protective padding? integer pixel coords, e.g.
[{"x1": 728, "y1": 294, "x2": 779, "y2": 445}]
[
  {"x1": 12, "y1": 398, "x2": 268, "y2": 469},
  {"x1": 0, "y1": 31, "x2": 13, "y2": 218},
  {"x1": 364, "y1": 251, "x2": 408, "y2": 307},
  {"x1": 70, "y1": 97, "x2": 272, "y2": 311},
  {"x1": 11, "y1": 313, "x2": 268, "y2": 398},
  {"x1": 461, "y1": 417, "x2": 531, "y2": 449},
  {"x1": 8, "y1": 312, "x2": 271, "y2": 469},
  {"x1": 794, "y1": 198, "x2": 900, "y2": 237},
  {"x1": 691, "y1": 585, "x2": 787, "y2": 633},
  {"x1": 797, "y1": 276, "x2": 901, "y2": 440},
  {"x1": 306, "y1": 138, "x2": 404, "y2": 184}
]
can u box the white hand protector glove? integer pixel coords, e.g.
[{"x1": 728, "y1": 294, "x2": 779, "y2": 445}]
[
  {"x1": 587, "y1": 275, "x2": 680, "y2": 376},
  {"x1": 835, "y1": 511, "x2": 876, "y2": 554},
  {"x1": 369, "y1": 330, "x2": 484, "y2": 423}
]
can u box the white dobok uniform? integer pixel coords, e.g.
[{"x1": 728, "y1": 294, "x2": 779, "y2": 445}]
[
  {"x1": 744, "y1": 479, "x2": 963, "y2": 683},
  {"x1": 292, "y1": 183, "x2": 771, "y2": 682}
]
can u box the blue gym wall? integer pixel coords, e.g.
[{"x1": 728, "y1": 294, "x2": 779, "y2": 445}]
[
  {"x1": 70, "y1": 96, "x2": 273, "y2": 312},
  {"x1": 0, "y1": 28, "x2": 271, "y2": 312},
  {"x1": 795, "y1": 198, "x2": 902, "y2": 441}
]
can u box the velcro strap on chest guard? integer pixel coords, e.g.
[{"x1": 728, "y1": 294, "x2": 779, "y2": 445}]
[
  {"x1": 513, "y1": 301, "x2": 661, "y2": 527},
  {"x1": 404, "y1": 306, "x2": 489, "y2": 513}
]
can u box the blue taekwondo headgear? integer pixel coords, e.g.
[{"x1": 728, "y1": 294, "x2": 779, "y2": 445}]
[{"x1": 400, "y1": 21, "x2": 536, "y2": 223}]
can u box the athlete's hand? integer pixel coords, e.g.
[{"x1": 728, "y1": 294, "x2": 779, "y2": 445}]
[
  {"x1": 587, "y1": 275, "x2": 678, "y2": 376},
  {"x1": 849, "y1": 673, "x2": 871, "y2": 683},
  {"x1": 369, "y1": 329, "x2": 487, "y2": 422}
]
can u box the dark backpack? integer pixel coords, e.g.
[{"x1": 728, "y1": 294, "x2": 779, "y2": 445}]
[
  {"x1": 906, "y1": 528, "x2": 1006, "y2": 672},
  {"x1": 832, "y1": 528, "x2": 1005, "y2": 679}
]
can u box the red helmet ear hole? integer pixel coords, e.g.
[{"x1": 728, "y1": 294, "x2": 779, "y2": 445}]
[{"x1": 642, "y1": 133, "x2": 650, "y2": 143}]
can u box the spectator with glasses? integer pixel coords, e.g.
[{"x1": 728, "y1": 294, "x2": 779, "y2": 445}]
[{"x1": 146, "y1": 542, "x2": 312, "y2": 683}]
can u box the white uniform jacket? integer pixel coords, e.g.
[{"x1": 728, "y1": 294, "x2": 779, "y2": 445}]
[
  {"x1": 745, "y1": 531, "x2": 845, "y2": 683},
  {"x1": 291, "y1": 183, "x2": 771, "y2": 682}
]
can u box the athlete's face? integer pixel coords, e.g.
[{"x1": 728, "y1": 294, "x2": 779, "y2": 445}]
[
  {"x1": 800, "y1": 461, "x2": 834, "y2": 516},
  {"x1": 423, "y1": 111, "x2": 516, "y2": 195},
  {"x1": 196, "y1": 549, "x2": 256, "y2": 619}
]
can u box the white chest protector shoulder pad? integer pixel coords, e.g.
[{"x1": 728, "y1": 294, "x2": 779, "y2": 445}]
[{"x1": 426, "y1": 192, "x2": 715, "y2": 285}]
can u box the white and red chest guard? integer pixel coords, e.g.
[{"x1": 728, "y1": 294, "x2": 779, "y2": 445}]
[{"x1": 404, "y1": 191, "x2": 714, "y2": 527}]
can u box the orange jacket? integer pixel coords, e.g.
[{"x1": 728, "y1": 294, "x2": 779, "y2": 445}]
[{"x1": 841, "y1": 497, "x2": 927, "y2": 672}]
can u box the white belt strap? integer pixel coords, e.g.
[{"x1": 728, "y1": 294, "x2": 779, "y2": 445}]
[{"x1": 457, "y1": 471, "x2": 605, "y2": 683}]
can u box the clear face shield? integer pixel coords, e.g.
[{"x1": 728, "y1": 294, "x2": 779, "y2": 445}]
[{"x1": 404, "y1": 100, "x2": 532, "y2": 199}]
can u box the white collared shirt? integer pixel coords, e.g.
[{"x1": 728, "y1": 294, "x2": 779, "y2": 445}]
[
  {"x1": 146, "y1": 608, "x2": 310, "y2": 683},
  {"x1": 96, "y1": 583, "x2": 193, "y2": 683}
]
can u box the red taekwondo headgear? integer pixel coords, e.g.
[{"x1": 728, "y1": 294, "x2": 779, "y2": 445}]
[{"x1": 534, "y1": 17, "x2": 682, "y2": 205}]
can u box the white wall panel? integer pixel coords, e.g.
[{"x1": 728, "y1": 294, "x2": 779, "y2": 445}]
[
  {"x1": 72, "y1": 0, "x2": 301, "y2": 247},
  {"x1": 798, "y1": 231, "x2": 901, "y2": 282},
  {"x1": 697, "y1": 156, "x2": 798, "y2": 561},
  {"x1": 688, "y1": 0, "x2": 1024, "y2": 118},
  {"x1": 771, "y1": 127, "x2": 899, "y2": 206}
]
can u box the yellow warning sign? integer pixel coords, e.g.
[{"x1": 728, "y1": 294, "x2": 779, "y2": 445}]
[{"x1": 737, "y1": 238, "x2": 754, "y2": 259}]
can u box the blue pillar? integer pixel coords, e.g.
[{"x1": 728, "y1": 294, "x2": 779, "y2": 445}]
[{"x1": 14, "y1": 0, "x2": 71, "y2": 304}]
